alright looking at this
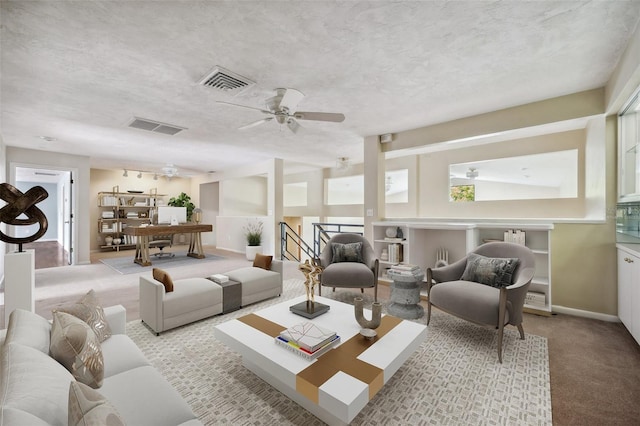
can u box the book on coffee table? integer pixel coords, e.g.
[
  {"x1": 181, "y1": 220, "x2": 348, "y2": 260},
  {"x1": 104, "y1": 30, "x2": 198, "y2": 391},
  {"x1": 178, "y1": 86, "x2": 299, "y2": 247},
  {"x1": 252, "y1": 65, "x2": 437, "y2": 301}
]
[
  {"x1": 275, "y1": 334, "x2": 340, "y2": 360},
  {"x1": 279, "y1": 322, "x2": 336, "y2": 352}
]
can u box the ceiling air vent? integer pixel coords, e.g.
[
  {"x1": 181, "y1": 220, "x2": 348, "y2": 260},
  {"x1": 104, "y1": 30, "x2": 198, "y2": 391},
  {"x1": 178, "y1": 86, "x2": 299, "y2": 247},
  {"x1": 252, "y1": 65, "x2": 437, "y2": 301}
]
[
  {"x1": 127, "y1": 118, "x2": 186, "y2": 136},
  {"x1": 198, "y1": 66, "x2": 255, "y2": 93}
]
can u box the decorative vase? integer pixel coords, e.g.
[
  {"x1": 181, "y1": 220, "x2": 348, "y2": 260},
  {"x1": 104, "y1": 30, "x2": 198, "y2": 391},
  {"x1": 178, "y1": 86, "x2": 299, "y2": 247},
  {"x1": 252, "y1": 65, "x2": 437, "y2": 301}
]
[
  {"x1": 104, "y1": 236, "x2": 113, "y2": 246},
  {"x1": 354, "y1": 297, "x2": 382, "y2": 329},
  {"x1": 381, "y1": 248, "x2": 388, "y2": 261},
  {"x1": 113, "y1": 238, "x2": 121, "y2": 245},
  {"x1": 246, "y1": 245, "x2": 262, "y2": 261}
]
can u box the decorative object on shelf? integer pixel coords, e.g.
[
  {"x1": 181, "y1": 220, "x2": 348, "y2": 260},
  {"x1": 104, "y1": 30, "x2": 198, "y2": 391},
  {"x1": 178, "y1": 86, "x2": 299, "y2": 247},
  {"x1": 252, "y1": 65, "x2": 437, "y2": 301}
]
[
  {"x1": 354, "y1": 297, "x2": 382, "y2": 329},
  {"x1": 396, "y1": 227, "x2": 404, "y2": 239},
  {"x1": 113, "y1": 238, "x2": 121, "y2": 245},
  {"x1": 127, "y1": 190, "x2": 143, "y2": 194},
  {"x1": 435, "y1": 247, "x2": 449, "y2": 268},
  {"x1": 168, "y1": 192, "x2": 195, "y2": 222},
  {"x1": 104, "y1": 236, "x2": 113, "y2": 246},
  {"x1": 0, "y1": 183, "x2": 49, "y2": 251},
  {"x1": 381, "y1": 248, "x2": 389, "y2": 261},
  {"x1": 243, "y1": 220, "x2": 263, "y2": 260},
  {"x1": 192, "y1": 208, "x2": 202, "y2": 224},
  {"x1": 385, "y1": 227, "x2": 397, "y2": 238}
]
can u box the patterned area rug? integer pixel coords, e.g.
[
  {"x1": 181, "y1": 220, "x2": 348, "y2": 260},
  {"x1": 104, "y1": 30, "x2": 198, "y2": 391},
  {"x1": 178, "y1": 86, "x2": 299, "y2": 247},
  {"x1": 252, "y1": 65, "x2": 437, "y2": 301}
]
[
  {"x1": 100, "y1": 252, "x2": 224, "y2": 274},
  {"x1": 127, "y1": 279, "x2": 551, "y2": 425}
]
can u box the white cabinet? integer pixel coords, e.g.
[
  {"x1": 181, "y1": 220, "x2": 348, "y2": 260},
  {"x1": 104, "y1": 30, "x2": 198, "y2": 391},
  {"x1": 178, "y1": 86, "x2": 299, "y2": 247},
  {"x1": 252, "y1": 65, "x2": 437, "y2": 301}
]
[
  {"x1": 617, "y1": 245, "x2": 640, "y2": 345},
  {"x1": 372, "y1": 221, "x2": 553, "y2": 314}
]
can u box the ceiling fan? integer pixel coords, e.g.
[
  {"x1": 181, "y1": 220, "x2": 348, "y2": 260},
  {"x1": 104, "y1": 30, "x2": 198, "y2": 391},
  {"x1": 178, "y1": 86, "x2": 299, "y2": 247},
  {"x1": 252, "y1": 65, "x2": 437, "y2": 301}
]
[{"x1": 217, "y1": 88, "x2": 345, "y2": 134}]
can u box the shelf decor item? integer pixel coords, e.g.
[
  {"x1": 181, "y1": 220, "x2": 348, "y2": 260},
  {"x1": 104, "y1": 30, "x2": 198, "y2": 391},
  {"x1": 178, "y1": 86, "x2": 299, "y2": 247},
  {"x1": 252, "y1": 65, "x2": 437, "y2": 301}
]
[
  {"x1": 385, "y1": 227, "x2": 396, "y2": 238},
  {"x1": 104, "y1": 236, "x2": 113, "y2": 246}
]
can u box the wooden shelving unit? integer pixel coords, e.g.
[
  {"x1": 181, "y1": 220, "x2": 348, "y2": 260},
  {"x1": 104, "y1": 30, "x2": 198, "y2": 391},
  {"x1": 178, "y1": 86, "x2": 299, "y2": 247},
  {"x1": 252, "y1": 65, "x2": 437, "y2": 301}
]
[{"x1": 97, "y1": 185, "x2": 165, "y2": 251}]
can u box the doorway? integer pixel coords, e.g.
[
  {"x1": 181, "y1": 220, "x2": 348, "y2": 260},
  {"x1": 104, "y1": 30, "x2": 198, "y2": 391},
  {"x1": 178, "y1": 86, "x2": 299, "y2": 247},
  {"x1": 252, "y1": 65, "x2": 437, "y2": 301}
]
[{"x1": 14, "y1": 167, "x2": 74, "y2": 268}]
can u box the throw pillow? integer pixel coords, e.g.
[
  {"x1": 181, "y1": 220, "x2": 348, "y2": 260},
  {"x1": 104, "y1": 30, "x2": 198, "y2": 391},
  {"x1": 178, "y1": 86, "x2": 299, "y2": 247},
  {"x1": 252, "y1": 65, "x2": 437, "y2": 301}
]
[
  {"x1": 253, "y1": 253, "x2": 273, "y2": 270},
  {"x1": 331, "y1": 242, "x2": 364, "y2": 263},
  {"x1": 54, "y1": 289, "x2": 112, "y2": 342},
  {"x1": 68, "y1": 381, "x2": 125, "y2": 426},
  {"x1": 460, "y1": 253, "x2": 520, "y2": 288},
  {"x1": 153, "y1": 268, "x2": 174, "y2": 292},
  {"x1": 50, "y1": 311, "x2": 104, "y2": 389}
]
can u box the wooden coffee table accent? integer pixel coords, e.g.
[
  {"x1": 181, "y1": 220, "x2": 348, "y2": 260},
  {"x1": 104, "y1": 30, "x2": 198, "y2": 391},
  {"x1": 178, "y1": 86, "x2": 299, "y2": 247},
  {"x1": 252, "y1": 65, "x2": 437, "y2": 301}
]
[{"x1": 214, "y1": 295, "x2": 427, "y2": 425}]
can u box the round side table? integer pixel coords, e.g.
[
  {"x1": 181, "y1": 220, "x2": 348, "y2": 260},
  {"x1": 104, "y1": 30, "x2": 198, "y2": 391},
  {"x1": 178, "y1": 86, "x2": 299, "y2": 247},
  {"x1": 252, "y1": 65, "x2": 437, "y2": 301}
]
[{"x1": 387, "y1": 270, "x2": 425, "y2": 319}]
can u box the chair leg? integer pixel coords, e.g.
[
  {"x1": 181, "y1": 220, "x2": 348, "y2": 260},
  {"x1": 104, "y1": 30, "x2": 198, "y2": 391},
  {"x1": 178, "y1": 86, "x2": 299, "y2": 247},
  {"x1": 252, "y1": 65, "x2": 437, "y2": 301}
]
[
  {"x1": 517, "y1": 323, "x2": 525, "y2": 340},
  {"x1": 360, "y1": 288, "x2": 364, "y2": 293},
  {"x1": 427, "y1": 301, "x2": 432, "y2": 325},
  {"x1": 332, "y1": 287, "x2": 336, "y2": 292},
  {"x1": 497, "y1": 323, "x2": 504, "y2": 363}
]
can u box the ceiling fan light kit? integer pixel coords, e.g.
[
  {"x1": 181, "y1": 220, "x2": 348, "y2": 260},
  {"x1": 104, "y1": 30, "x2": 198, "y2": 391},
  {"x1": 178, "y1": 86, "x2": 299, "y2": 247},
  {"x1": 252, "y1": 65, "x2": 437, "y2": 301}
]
[{"x1": 218, "y1": 88, "x2": 345, "y2": 134}]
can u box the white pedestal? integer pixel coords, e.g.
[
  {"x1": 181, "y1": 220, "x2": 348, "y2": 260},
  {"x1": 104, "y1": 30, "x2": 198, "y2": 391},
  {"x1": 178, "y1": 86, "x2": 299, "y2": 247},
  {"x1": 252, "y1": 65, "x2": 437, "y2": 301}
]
[{"x1": 4, "y1": 250, "x2": 35, "y2": 327}]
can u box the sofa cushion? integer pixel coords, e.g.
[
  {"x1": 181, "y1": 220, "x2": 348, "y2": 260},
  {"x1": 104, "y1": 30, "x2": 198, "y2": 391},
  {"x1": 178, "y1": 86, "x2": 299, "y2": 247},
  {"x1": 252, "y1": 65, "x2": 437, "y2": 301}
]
[
  {"x1": 50, "y1": 311, "x2": 104, "y2": 389},
  {"x1": 163, "y1": 278, "x2": 221, "y2": 319},
  {"x1": 0, "y1": 407, "x2": 51, "y2": 426},
  {"x1": 253, "y1": 253, "x2": 273, "y2": 270},
  {"x1": 153, "y1": 267, "x2": 175, "y2": 292},
  {"x1": 101, "y1": 334, "x2": 151, "y2": 378},
  {"x1": 4, "y1": 308, "x2": 51, "y2": 354},
  {"x1": 331, "y1": 242, "x2": 364, "y2": 263},
  {"x1": 0, "y1": 342, "x2": 74, "y2": 426},
  {"x1": 461, "y1": 253, "x2": 519, "y2": 288},
  {"x1": 430, "y1": 280, "x2": 511, "y2": 325},
  {"x1": 99, "y1": 366, "x2": 197, "y2": 426},
  {"x1": 55, "y1": 289, "x2": 113, "y2": 342},
  {"x1": 68, "y1": 381, "x2": 125, "y2": 426}
]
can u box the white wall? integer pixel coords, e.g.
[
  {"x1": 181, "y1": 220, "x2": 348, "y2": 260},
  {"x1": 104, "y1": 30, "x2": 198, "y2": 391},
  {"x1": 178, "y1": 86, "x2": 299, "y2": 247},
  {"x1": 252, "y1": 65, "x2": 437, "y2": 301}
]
[
  {"x1": 222, "y1": 176, "x2": 267, "y2": 216},
  {"x1": 199, "y1": 181, "x2": 219, "y2": 246},
  {"x1": 215, "y1": 216, "x2": 273, "y2": 255},
  {"x1": 0, "y1": 135, "x2": 6, "y2": 284}
]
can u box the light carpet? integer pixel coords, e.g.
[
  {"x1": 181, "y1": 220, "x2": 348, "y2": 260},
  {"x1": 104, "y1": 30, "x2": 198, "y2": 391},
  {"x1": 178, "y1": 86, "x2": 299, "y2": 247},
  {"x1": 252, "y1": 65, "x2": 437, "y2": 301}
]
[
  {"x1": 127, "y1": 279, "x2": 552, "y2": 425},
  {"x1": 100, "y1": 252, "x2": 224, "y2": 274}
]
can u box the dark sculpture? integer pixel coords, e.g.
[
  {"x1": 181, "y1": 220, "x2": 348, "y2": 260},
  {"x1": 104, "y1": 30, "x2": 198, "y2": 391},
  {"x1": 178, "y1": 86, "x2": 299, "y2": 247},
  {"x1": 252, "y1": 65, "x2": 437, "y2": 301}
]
[{"x1": 0, "y1": 183, "x2": 49, "y2": 251}]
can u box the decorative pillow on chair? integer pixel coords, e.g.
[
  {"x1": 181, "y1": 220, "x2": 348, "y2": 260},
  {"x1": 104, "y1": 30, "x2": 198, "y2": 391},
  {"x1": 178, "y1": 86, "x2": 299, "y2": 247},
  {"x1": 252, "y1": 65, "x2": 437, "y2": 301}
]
[
  {"x1": 54, "y1": 289, "x2": 112, "y2": 342},
  {"x1": 331, "y1": 242, "x2": 364, "y2": 263},
  {"x1": 253, "y1": 253, "x2": 273, "y2": 270},
  {"x1": 153, "y1": 268, "x2": 174, "y2": 293},
  {"x1": 50, "y1": 312, "x2": 104, "y2": 389},
  {"x1": 461, "y1": 253, "x2": 520, "y2": 288},
  {"x1": 68, "y1": 381, "x2": 125, "y2": 426}
]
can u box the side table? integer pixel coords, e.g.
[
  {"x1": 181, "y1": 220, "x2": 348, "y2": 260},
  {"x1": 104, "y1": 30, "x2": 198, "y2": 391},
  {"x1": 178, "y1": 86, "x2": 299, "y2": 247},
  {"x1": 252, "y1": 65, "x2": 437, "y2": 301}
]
[
  {"x1": 387, "y1": 270, "x2": 425, "y2": 319},
  {"x1": 207, "y1": 277, "x2": 242, "y2": 313}
]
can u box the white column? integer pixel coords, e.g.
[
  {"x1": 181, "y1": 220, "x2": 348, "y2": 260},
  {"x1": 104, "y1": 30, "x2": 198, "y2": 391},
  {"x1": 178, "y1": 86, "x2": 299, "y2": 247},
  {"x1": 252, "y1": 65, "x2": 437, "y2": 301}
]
[{"x1": 4, "y1": 249, "x2": 36, "y2": 326}]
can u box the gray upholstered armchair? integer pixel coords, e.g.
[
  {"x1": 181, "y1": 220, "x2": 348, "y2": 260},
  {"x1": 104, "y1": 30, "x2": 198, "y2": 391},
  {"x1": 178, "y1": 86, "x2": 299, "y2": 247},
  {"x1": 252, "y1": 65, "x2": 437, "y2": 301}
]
[
  {"x1": 317, "y1": 233, "x2": 379, "y2": 302},
  {"x1": 426, "y1": 242, "x2": 535, "y2": 363}
]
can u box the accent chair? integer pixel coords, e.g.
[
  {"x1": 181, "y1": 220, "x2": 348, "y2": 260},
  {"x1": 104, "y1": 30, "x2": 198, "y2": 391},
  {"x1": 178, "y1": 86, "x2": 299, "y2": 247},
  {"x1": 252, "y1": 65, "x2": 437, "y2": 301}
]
[{"x1": 426, "y1": 241, "x2": 535, "y2": 363}]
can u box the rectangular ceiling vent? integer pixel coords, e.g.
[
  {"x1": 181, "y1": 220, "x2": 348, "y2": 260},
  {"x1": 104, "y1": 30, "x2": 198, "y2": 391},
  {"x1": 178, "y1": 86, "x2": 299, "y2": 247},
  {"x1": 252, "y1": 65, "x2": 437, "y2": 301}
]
[
  {"x1": 198, "y1": 66, "x2": 255, "y2": 93},
  {"x1": 127, "y1": 117, "x2": 186, "y2": 136}
]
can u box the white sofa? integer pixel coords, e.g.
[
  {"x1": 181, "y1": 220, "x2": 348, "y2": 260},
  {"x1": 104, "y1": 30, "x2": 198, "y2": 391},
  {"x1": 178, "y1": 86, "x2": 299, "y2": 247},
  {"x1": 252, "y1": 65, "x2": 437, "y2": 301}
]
[
  {"x1": 140, "y1": 276, "x2": 223, "y2": 335},
  {"x1": 0, "y1": 306, "x2": 202, "y2": 426},
  {"x1": 225, "y1": 259, "x2": 284, "y2": 306}
]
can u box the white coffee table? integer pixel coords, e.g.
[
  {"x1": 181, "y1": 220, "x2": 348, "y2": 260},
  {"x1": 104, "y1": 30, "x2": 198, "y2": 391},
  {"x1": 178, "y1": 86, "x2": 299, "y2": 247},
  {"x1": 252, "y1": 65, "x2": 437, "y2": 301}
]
[{"x1": 214, "y1": 295, "x2": 428, "y2": 425}]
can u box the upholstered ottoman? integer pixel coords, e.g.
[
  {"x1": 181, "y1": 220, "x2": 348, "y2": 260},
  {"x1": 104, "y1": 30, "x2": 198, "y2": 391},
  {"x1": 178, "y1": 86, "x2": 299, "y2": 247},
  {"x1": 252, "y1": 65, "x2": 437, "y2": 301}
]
[
  {"x1": 140, "y1": 274, "x2": 223, "y2": 334},
  {"x1": 224, "y1": 259, "x2": 283, "y2": 307}
]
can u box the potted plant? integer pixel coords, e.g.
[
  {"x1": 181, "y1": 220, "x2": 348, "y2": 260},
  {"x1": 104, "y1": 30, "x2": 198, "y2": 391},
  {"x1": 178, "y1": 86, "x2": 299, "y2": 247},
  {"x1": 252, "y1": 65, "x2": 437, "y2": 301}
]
[
  {"x1": 168, "y1": 192, "x2": 195, "y2": 222},
  {"x1": 244, "y1": 220, "x2": 263, "y2": 260}
]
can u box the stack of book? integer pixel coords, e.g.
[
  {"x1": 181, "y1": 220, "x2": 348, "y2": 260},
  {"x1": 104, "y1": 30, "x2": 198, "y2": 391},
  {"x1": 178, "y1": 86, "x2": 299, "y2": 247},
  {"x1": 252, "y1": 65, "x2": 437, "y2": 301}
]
[
  {"x1": 503, "y1": 229, "x2": 526, "y2": 245},
  {"x1": 275, "y1": 322, "x2": 340, "y2": 360},
  {"x1": 389, "y1": 263, "x2": 422, "y2": 276}
]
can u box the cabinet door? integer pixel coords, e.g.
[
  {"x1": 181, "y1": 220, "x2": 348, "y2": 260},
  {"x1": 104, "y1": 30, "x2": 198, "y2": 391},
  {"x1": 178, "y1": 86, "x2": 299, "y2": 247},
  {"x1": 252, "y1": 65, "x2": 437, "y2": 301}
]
[{"x1": 618, "y1": 250, "x2": 640, "y2": 334}]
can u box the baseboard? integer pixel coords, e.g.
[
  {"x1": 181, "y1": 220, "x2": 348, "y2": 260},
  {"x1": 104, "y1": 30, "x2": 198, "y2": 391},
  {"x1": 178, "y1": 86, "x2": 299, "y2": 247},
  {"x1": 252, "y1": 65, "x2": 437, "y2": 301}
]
[{"x1": 552, "y1": 305, "x2": 620, "y2": 322}]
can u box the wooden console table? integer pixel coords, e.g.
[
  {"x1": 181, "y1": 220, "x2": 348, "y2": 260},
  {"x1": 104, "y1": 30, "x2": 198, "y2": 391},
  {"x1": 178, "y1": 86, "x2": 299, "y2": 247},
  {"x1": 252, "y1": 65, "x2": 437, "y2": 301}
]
[{"x1": 123, "y1": 223, "x2": 213, "y2": 266}]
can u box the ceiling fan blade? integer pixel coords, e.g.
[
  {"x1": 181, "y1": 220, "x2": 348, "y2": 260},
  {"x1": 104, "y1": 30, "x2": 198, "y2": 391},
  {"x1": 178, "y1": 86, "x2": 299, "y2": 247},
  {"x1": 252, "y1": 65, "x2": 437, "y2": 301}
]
[
  {"x1": 287, "y1": 118, "x2": 301, "y2": 134},
  {"x1": 217, "y1": 101, "x2": 272, "y2": 115},
  {"x1": 279, "y1": 88, "x2": 304, "y2": 113},
  {"x1": 238, "y1": 117, "x2": 273, "y2": 130},
  {"x1": 293, "y1": 111, "x2": 345, "y2": 123}
]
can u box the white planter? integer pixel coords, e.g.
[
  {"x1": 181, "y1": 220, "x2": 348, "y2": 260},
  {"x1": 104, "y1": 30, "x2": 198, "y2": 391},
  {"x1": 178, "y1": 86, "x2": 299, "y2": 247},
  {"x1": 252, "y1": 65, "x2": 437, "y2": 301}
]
[{"x1": 246, "y1": 245, "x2": 262, "y2": 261}]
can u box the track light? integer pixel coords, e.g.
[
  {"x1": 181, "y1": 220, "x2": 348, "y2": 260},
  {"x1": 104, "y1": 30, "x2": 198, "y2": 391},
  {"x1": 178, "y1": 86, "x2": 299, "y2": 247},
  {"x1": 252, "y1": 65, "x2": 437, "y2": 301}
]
[
  {"x1": 137, "y1": 171, "x2": 142, "y2": 179},
  {"x1": 123, "y1": 169, "x2": 128, "y2": 177}
]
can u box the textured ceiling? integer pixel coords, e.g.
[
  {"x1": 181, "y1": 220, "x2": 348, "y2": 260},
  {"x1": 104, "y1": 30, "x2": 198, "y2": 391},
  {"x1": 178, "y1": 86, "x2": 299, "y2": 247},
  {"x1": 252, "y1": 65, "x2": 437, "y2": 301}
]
[{"x1": 1, "y1": 1, "x2": 639, "y2": 177}]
